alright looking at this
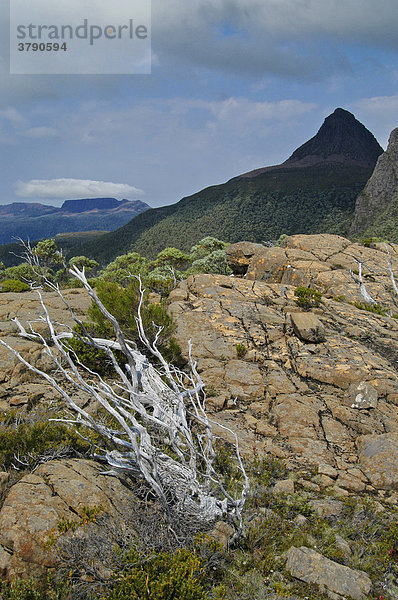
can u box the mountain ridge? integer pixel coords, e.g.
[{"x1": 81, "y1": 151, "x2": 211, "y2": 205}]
[
  {"x1": 74, "y1": 108, "x2": 383, "y2": 264},
  {"x1": 0, "y1": 198, "x2": 150, "y2": 246}
]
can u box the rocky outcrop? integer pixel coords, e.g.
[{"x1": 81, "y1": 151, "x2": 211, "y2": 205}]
[
  {"x1": 0, "y1": 459, "x2": 136, "y2": 581},
  {"x1": 228, "y1": 233, "x2": 398, "y2": 314},
  {"x1": 351, "y1": 127, "x2": 398, "y2": 242},
  {"x1": 286, "y1": 546, "x2": 372, "y2": 599},
  {"x1": 168, "y1": 235, "x2": 398, "y2": 484},
  {"x1": 0, "y1": 288, "x2": 92, "y2": 409},
  {"x1": 358, "y1": 433, "x2": 398, "y2": 490}
]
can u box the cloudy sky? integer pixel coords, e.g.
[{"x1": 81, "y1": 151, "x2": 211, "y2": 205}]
[{"x1": 1, "y1": 0, "x2": 398, "y2": 207}]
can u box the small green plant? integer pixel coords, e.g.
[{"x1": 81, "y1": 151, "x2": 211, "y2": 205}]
[
  {"x1": 352, "y1": 302, "x2": 387, "y2": 316},
  {"x1": 235, "y1": 343, "x2": 247, "y2": 358},
  {"x1": 66, "y1": 322, "x2": 121, "y2": 377},
  {"x1": 0, "y1": 577, "x2": 67, "y2": 600},
  {"x1": 294, "y1": 286, "x2": 322, "y2": 310},
  {"x1": 0, "y1": 279, "x2": 30, "y2": 292},
  {"x1": 362, "y1": 237, "x2": 382, "y2": 248},
  {"x1": 205, "y1": 385, "x2": 219, "y2": 397},
  {"x1": 109, "y1": 547, "x2": 209, "y2": 600},
  {"x1": 44, "y1": 505, "x2": 104, "y2": 549},
  {"x1": 0, "y1": 420, "x2": 96, "y2": 471},
  {"x1": 334, "y1": 295, "x2": 346, "y2": 302}
]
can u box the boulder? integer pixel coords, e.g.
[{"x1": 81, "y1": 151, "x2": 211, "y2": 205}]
[
  {"x1": 358, "y1": 433, "x2": 398, "y2": 489},
  {"x1": 290, "y1": 312, "x2": 326, "y2": 343},
  {"x1": 285, "y1": 546, "x2": 372, "y2": 599},
  {"x1": 225, "y1": 241, "x2": 263, "y2": 274},
  {"x1": 349, "y1": 381, "x2": 378, "y2": 410},
  {"x1": 272, "y1": 479, "x2": 294, "y2": 495}
]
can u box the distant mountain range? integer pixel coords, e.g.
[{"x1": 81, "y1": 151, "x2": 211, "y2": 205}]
[
  {"x1": 0, "y1": 198, "x2": 149, "y2": 246},
  {"x1": 75, "y1": 108, "x2": 384, "y2": 264}
]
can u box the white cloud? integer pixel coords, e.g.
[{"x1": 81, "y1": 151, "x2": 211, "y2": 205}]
[
  {"x1": 0, "y1": 107, "x2": 27, "y2": 125},
  {"x1": 15, "y1": 178, "x2": 144, "y2": 199},
  {"x1": 353, "y1": 95, "x2": 398, "y2": 147},
  {"x1": 21, "y1": 126, "x2": 60, "y2": 138},
  {"x1": 355, "y1": 94, "x2": 398, "y2": 115},
  {"x1": 65, "y1": 96, "x2": 316, "y2": 145}
]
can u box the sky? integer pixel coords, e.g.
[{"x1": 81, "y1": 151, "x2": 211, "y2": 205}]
[{"x1": 1, "y1": 0, "x2": 398, "y2": 207}]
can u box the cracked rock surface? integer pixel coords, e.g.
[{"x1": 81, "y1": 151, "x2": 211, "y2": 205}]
[
  {"x1": 0, "y1": 459, "x2": 135, "y2": 581},
  {"x1": 0, "y1": 234, "x2": 397, "y2": 591},
  {"x1": 168, "y1": 235, "x2": 398, "y2": 486}
]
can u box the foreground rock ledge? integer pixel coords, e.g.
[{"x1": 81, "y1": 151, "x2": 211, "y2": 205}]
[
  {"x1": 0, "y1": 459, "x2": 135, "y2": 581},
  {"x1": 286, "y1": 546, "x2": 372, "y2": 599}
]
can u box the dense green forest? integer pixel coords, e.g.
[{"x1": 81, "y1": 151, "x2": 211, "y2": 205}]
[{"x1": 73, "y1": 162, "x2": 373, "y2": 264}]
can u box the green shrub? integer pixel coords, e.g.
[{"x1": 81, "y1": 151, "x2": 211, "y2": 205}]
[
  {"x1": 189, "y1": 237, "x2": 229, "y2": 262},
  {"x1": 65, "y1": 322, "x2": 123, "y2": 376},
  {"x1": 155, "y1": 247, "x2": 191, "y2": 269},
  {"x1": 146, "y1": 265, "x2": 184, "y2": 295},
  {"x1": 0, "y1": 421, "x2": 94, "y2": 470},
  {"x1": 352, "y1": 301, "x2": 387, "y2": 316},
  {"x1": 3, "y1": 262, "x2": 45, "y2": 284},
  {"x1": 235, "y1": 343, "x2": 247, "y2": 358},
  {"x1": 190, "y1": 249, "x2": 232, "y2": 276},
  {"x1": 0, "y1": 578, "x2": 67, "y2": 600},
  {"x1": 362, "y1": 237, "x2": 382, "y2": 248},
  {"x1": 110, "y1": 547, "x2": 209, "y2": 600},
  {"x1": 97, "y1": 251, "x2": 150, "y2": 286},
  {"x1": 0, "y1": 279, "x2": 30, "y2": 292},
  {"x1": 72, "y1": 280, "x2": 183, "y2": 367},
  {"x1": 294, "y1": 286, "x2": 322, "y2": 310}
]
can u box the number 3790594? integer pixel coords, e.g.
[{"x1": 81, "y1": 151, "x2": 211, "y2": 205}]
[{"x1": 18, "y1": 42, "x2": 67, "y2": 51}]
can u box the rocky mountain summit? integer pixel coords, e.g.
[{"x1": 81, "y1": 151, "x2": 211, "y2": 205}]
[
  {"x1": 352, "y1": 127, "x2": 398, "y2": 242},
  {"x1": 284, "y1": 108, "x2": 383, "y2": 168},
  {"x1": 0, "y1": 234, "x2": 398, "y2": 597},
  {"x1": 241, "y1": 108, "x2": 383, "y2": 177}
]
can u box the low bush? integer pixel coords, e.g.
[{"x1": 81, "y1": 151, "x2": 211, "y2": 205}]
[
  {"x1": 109, "y1": 547, "x2": 209, "y2": 600},
  {"x1": 294, "y1": 286, "x2": 322, "y2": 310},
  {"x1": 0, "y1": 577, "x2": 68, "y2": 600},
  {"x1": 86, "y1": 280, "x2": 184, "y2": 366},
  {"x1": 235, "y1": 343, "x2": 247, "y2": 358},
  {"x1": 66, "y1": 322, "x2": 123, "y2": 377},
  {"x1": 0, "y1": 279, "x2": 30, "y2": 292},
  {"x1": 352, "y1": 301, "x2": 387, "y2": 315},
  {"x1": 0, "y1": 421, "x2": 94, "y2": 470}
]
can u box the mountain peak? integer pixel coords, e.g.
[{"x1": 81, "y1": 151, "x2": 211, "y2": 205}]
[{"x1": 284, "y1": 108, "x2": 383, "y2": 168}]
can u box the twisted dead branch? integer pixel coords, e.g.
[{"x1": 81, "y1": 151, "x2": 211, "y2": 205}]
[{"x1": 0, "y1": 257, "x2": 249, "y2": 537}]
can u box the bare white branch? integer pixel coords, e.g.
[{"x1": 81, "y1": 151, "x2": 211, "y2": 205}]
[
  {"x1": 385, "y1": 243, "x2": 398, "y2": 296},
  {"x1": 0, "y1": 255, "x2": 249, "y2": 533},
  {"x1": 350, "y1": 260, "x2": 377, "y2": 305}
]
